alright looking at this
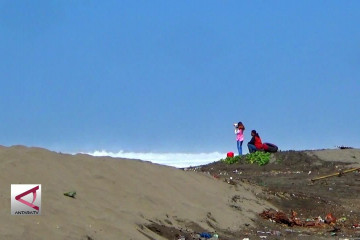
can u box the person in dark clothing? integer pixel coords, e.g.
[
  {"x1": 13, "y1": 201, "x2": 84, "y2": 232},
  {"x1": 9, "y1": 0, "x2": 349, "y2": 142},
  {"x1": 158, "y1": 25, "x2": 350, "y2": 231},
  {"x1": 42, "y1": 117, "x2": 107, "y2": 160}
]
[{"x1": 247, "y1": 130, "x2": 263, "y2": 153}]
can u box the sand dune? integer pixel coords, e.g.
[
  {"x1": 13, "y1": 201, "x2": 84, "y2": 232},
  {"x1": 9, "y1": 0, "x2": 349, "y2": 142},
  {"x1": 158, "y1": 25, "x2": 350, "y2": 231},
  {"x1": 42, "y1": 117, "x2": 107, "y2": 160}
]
[
  {"x1": 0, "y1": 145, "x2": 274, "y2": 240},
  {"x1": 307, "y1": 148, "x2": 360, "y2": 167}
]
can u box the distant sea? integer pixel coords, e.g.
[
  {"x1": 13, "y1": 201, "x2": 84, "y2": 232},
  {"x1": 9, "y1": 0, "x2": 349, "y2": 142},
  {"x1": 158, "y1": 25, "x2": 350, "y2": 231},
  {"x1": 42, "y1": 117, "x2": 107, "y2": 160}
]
[{"x1": 86, "y1": 150, "x2": 226, "y2": 168}]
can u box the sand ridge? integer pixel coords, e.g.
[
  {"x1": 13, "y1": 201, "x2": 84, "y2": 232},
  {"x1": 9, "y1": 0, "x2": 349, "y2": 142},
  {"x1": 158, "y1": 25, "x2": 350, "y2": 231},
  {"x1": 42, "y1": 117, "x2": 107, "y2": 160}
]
[{"x1": 0, "y1": 145, "x2": 274, "y2": 240}]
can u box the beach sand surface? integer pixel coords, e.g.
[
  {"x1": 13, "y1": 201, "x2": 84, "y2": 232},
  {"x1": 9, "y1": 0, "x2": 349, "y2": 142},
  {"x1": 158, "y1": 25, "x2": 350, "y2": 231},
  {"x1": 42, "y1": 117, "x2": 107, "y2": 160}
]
[
  {"x1": 307, "y1": 148, "x2": 360, "y2": 167},
  {"x1": 0, "y1": 145, "x2": 274, "y2": 240}
]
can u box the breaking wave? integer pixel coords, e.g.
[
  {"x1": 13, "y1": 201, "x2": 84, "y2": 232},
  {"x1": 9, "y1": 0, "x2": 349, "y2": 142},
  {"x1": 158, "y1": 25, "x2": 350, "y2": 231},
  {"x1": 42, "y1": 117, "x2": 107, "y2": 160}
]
[{"x1": 86, "y1": 150, "x2": 226, "y2": 168}]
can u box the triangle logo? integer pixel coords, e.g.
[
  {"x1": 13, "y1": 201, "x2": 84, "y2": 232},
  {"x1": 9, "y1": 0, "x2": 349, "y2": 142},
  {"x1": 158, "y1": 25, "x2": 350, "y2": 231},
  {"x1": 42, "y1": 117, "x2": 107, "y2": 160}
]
[{"x1": 15, "y1": 185, "x2": 40, "y2": 211}]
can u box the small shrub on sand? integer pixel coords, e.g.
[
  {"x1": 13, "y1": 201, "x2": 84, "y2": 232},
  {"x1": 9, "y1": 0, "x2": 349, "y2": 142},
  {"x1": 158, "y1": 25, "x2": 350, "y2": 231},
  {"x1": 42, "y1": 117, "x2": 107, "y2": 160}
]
[
  {"x1": 246, "y1": 152, "x2": 271, "y2": 166},
  {"x1": 221, "y1": 155, "x2": 242, "y2": 164}
]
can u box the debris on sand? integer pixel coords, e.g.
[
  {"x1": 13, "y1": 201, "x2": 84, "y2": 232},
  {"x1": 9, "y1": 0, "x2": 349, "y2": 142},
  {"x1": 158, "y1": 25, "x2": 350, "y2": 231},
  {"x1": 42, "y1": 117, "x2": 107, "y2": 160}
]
[
  {"x1": 259, "y1": 209, "x2": 337, "y2": 227},
  {"x1": 63, "y1": 191, "x2": 77, "y2": 198},
  {"x1": 336, "y1": 146, "x2": 354, "y2": 149},
  {"x1": 311, "y1": 167, "x2": 360, "y2": 182},
  {"x1": 324, "y1": 213, "x2": 337, "y2": 224}
]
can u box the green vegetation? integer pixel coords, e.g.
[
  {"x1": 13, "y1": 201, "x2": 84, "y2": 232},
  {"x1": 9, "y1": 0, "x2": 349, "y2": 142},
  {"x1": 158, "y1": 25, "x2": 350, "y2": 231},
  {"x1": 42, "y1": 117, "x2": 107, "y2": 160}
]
[
  {"x1": 221, "y1": 151, "x2": 271, "y2": 166},
  {"x1": 221, "y1": 155, "x2": 242, "y2": 164},
  {"x1": 246, "y1": 151, "x2": 271, "y2": 166}
]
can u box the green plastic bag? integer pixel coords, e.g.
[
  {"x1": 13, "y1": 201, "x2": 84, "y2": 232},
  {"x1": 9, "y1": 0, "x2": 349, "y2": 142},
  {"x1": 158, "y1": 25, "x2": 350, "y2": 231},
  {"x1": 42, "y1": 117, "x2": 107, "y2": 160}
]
[{"x1": 64, "y1": 191, "x2": 76, "y2": 198}]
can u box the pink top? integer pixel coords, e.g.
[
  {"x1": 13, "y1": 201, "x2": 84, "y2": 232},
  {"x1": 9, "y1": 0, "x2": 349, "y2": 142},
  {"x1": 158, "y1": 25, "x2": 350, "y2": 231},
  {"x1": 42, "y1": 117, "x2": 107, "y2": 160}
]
[{"x1": 235, "y1": 128, "x2": 244, "y2": 141}]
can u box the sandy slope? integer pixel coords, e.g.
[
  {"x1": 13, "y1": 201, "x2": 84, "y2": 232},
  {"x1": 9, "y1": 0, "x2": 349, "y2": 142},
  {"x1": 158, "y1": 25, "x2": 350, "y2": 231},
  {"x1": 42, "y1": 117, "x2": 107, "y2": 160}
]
[
  {"x1": 307, "y1": 148, "x2": 360, "y2": 167},
  {"x1": 0, "y1": 146, "x2": 274, "y2": 240}
]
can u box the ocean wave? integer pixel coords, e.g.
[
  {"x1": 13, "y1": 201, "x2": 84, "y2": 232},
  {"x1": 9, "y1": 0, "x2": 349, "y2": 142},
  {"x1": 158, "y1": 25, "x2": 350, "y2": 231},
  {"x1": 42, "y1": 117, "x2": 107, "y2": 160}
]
[{"x1": 86, "y1": 150, "x2": 226, "y2": 168}]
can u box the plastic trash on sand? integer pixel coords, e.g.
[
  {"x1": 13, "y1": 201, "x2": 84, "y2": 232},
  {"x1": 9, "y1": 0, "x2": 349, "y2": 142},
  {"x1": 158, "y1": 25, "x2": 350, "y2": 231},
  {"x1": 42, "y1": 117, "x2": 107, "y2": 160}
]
[
  {"x1": 64, "y1": 191, "x2": 76, "y2": 198},
  {"x1": 325, "y1": 213, "x2": 336, "y2": 224},
  {"x1": 227, "y1": 152, "x2": 234, "y2": 158},
  {"x1": 199, "y1": 232, "x2": 212, "y2": 238}
]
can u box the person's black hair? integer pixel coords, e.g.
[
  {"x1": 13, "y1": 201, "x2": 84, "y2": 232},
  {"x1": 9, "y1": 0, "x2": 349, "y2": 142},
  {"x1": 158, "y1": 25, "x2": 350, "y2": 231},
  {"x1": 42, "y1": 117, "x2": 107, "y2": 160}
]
[
  {"x1": 251, "y1": 130, "x2": 259, "y2": 137},
  {"x1": 238, "y1": 122, "x2": 245, "y2": 130}
]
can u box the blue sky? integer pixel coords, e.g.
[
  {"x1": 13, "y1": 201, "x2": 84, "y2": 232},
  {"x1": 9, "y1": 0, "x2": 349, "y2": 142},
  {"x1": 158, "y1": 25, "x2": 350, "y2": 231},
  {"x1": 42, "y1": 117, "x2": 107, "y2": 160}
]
[{"x1": 0, "y1": 1, "x2": 359, "y2": 155}]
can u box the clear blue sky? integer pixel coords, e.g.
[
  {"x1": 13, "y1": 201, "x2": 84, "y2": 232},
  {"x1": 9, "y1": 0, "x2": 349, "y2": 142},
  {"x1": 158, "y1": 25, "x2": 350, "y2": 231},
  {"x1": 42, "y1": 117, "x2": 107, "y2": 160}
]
[{"x1": 0, "y1": 1, "x2": 359, "y2": 153}]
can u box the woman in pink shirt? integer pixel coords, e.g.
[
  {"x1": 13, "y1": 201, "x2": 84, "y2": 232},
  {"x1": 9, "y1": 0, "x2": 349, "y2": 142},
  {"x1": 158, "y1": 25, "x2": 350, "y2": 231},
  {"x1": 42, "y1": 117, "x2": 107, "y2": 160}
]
[{"x1": 234, "y1": 122, "x2": 245, "y2": 155}]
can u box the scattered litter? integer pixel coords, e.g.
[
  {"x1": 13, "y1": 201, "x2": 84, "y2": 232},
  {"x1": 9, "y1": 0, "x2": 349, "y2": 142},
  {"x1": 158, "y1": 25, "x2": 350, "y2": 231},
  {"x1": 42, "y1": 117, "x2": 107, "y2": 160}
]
[
  {"x1": 265, "y1": 170, "x2": 305, "y2": 176},
  {"x1": 271, "y1": 230, "x2": 281, "y2": 236},
  {"x1": 64, "y1": 191, "x2": 76, "y2": 198},
  {"x1": 260, "y1": 209, "x2": 337, "y2": 227},
  {"x1": 325, "y1": 213, "x2": 336, "y2": 224},
  {"x1": 353, "y1": 224, "x2": 360, "y2": 229},
  {"x1": 199, "y1": 232, "x2": 212, "y2": 238},
  {"x1": 233, "y1": 169, "x2": 243, "y2": 174},
  {"x1": 225, "y1": 178, "x2": 236, "y2": 185},
  {"x1": 298, "y1": 233, "x2": 311, "y2": 237},
  {"x1": 316, "y1": 216, "x2": 324, "y2": 223}
]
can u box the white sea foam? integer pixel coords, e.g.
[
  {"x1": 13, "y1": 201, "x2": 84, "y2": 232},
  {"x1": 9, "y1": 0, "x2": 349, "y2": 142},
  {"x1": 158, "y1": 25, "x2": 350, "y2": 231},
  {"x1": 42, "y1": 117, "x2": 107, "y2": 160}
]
[{"x1": 86, "y1": 150, "x2": 226, "y2": 168}]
